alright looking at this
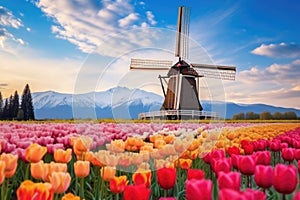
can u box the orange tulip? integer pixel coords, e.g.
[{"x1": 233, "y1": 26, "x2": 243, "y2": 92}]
[
  {"x1": 178, "y1": 158, "x2": 193, "y2": 170},
  {"x1": 17, "y1": 180, "x2": 54, "y2": 200},
  {"x1": 110, "y1": 175, "x2": 128, "y2": 194},
  {"x1": 74, "y1": 160, "x2": 90, "y2": 178},
  {"x1": 131, "y1": 153, "x2": 144, "y2": 166},
  {"x1": 25, "y1": 143, "x2": 47, "y2": 163},
  {"x1": 33, "y1": 182, "x2": 54, "y2": 200},
  {"x1": 31, "y1": 161, "x2": 45, "y2": 180},
  {"x1": 50, "y1": 161, "x2": 68, "y2": 173},
  {"x1": 101, "y1": 166, "x2": 116, "y2": 181},
  {"x1": 109, "y1": 139, "x2": 125, "y2": 153},
  {"x1": 50, "y1": 172, "x2": 71, "y2": 194},
  {"x1": 54, "y1": 148, "x2": 72, "y2": 163},
  {"x1": 85, "y1": 151, "x2": 104, "y2": 167},
  {"x1": 0, "y1": 153, "x2": 18, "y2": 178},
  {"x1": 132, "y1": 169, "x2": 152, "y2": 187},
  {"x1": 62, "y1": 193, "x2": 80, "y2": 200},
  {"x1": 0, "y1": 161, "x2": 5, "y2": 185},
  {"x1": 72, "y1": 136, "x2": 92, "y2": 156}
]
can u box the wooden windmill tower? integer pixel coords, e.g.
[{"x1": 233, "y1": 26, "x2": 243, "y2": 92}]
[{"x1": 130, "y1": 6, "x2": 236, "y2": 120}]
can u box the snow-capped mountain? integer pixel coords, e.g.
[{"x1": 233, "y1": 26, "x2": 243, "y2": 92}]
[
  {"x1": 32, "y1": 87, "x2": 300, "y2": 119},
  {"x1": 32, "y1": 87, "x2": 164, "y2": 119}
]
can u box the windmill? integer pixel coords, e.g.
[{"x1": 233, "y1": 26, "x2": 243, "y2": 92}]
[{"x1": 130, "y1": 6, "x2": 236, "y2": 120}]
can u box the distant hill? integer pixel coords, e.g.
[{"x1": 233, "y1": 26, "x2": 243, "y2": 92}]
[{"x1": 32, "y1": 87, "x2": 300, "y2": 119}]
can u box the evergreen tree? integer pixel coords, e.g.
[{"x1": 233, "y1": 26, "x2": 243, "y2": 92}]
[
  {"x1": 12, "y1": 90, "x2": 19, "y2": 119},
  {"x1": 8, "y1": 95, "x2": 14, "y2": 120},
  {"x1": 21, "y1": 84, "x2": 35, "y2": 120},
  {"x1": 0, "y1": 91, "x2": 3, "y2": 119},
  {"x1": 2, "y1": 98, "x2": 9, "y2": 119}
]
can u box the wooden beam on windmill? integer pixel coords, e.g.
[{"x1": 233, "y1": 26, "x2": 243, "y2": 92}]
[{"x1": 175, "y1": 6, "x2": 190, "y2": 61}]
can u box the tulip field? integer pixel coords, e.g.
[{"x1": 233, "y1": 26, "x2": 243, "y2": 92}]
[{"x1": 0, "y1": 121, "x2": 300, "y2": 200}]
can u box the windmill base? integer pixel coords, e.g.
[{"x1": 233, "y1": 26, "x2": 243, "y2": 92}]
[{"x1": 138, "y1": 110, "x2": 220, "y2": 120}]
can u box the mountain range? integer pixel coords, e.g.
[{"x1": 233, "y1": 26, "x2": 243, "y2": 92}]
[{"x1": 32, "y1": 87, "x2": 300, "y2": 119}]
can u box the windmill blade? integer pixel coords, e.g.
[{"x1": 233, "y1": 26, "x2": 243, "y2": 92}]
[
  {"x1": 130, "y1": 58, "x2": 172, "y2": 71},
  {"x1": 175, "y1": 6, "x2": 190, "y2": 60},
  {"x1": 191, "y1": 63, "x2": 236, "y2": 80}
]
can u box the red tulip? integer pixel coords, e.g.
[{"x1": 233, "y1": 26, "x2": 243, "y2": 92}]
[
  {"x1": 187, "y1": 169, "x2": 205, "y2": 180},
  {"x1": 157, "y1": 167, "x2": 176, "y2": 190},
  {"x1": 243, "y1": 188, "x2": 266, "y2": 200},
  {"x1": 238, "y1": 155, "x2": 255, "y2": 175},
  {"x1": 254, "y1": 165, "x2": 273, "y2": 189},
  {"x1": 219, "y1": 189, "x2": 245, "y2": 200},
  {"x1": 253, "y1": 140, "x2": 266, "y2": 151},
  {"x1": 280, "y1": 143, "x2": 288, "y2": 149},
  {"x1": 294, "y1": 149, "x2": 300, "y2": 160},
  {"x1": 281, "y1": 148, "x2": 295, "y2": 162},
  {"x1": 217, "y1": 171, "x2": 240, "y2": 191},
  {"x1": 294, "y1": 191, "x2": 300, "y2": 200},
  {"x1": 123, "y1": 184, "x2": 151, "y2": 200},
  {"x1": 273, "y1": 164, "x2": 297, "y2": 194},
  {"x1": 202, "y1": 153, "x2": 211, "y2": 164},
  {"x1": 298, "y1": 160, "x2": 300, "y2": 174},
  {"x1": 254, "y1": 151, "x2": 271, "y2": 165},
  {"x1": 211, "y1": 149, "x2": 226, "y2": 159},
  {"x1": 227, "y1": 146, "x2": 240, "y2": 156},
  {"x1": 243, "y1": 144, "x2": 254, "y2": 155},
  {"x1": 185, "y1": 179, "x2": 212, "y2": 200},
  {"x1": 270, "y1": 141, "x2": 281, "y2": 152},
  {"x1": 212, "y1": 158, "x2": 231, "y2": 175},
  {"x1": 109, "y1": 176, "x2": 128, "y2": 194},
  {"x1": 231, "y1": 154, "x2": 239, "y2": 169}
]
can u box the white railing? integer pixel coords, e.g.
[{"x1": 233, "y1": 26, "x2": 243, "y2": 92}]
[{"x1": 138, "y1": 110, "x2": 220, "y2": 120}]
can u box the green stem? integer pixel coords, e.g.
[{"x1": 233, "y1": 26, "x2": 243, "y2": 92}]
[
  {"x1": 116, "y1": 193, "x2": 119, "y2": 200},
  {"x1": 75, "y1": 177, "x2": 78, "y2": 195},
  {"x1": 95, "y1": 168, "x2": 101, "y2": 200},
  {"x1": 80, "y1": 177, "x2": 85, "y2": 199},
  {"x1": 1, "y1": 178, "x2": 6, "y2": 200},
  {"x1": 24, "y1": 163, "x2": 30, "y2": 180},
  {"x1": 164, "y1": 189, "x2": 168, "y2": 197},
  {"x1": 100, "y1": 176, "x2": 105, "y2": 200},
  {"x1": 54, "y1": 193, "x2": 60, "y2": 200}
]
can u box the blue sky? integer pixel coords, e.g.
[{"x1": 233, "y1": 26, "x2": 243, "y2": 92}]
[{"x1": 1, "y1": 0, "x2": 300, "y2": 109}]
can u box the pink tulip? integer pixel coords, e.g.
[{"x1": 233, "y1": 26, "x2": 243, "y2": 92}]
[
  {"x1": 273, "y1": 164, "x2": 297, "y2": 194},
  {"x1": 281, "y1": 148, "x2": 295, "y2": 162},
  {"x1": 238, "y1": 155, "x2": 255, "y2": 176},
  {"x1": 185, "y1": 179, "x2": 212, "y2": 200},
  {"x1": 254, "y1": 165, "x2": 273, "y2": 189},
  {"x1": 217, "y1": 171, "x2": 240, "y2": 191}
]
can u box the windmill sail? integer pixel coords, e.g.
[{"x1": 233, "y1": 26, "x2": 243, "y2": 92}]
[
  {"x1": 130, "y1": 58, "x2": 172, "y2": 70},
  {"x1": 175, "y1": 6, "x2": 190, "y2": 60},
  {"x1": 191, "y1": 63, "x2": 236, "y2": 80}
]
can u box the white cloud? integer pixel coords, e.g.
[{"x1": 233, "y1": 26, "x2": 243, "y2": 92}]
[
  {"x1": 225, "y1": 60, "x2": 300, "y2": 108},
  {"x1": 146, "y1": 11, "x2": 156, "y2": 25},
  {"x1": 0, "y1": 6, "x2": 23, "y2": 28},
  {"x1": 35, "y1": 0, "x2": 160, "y2": 55},
  {"x1": 118, "y1": 13, "x2": 139, "y2": 27},
  {"x1": 0, "y1": 7, "x2": 26, "y2": 50},
  {"x1": 251, "y1": 43, "x2": 300, "y2": 58}
]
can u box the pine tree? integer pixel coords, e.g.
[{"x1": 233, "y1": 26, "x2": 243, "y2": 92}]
[
  {"x1": 12, "y1": 90, "x2": 19, "y2": 119},
  {"x1": 8, "y1": 95, "x2": 14, "y2": 120},
  {"x1": 21, "y1": 84, "x2": 35, "y2": 120},
  {"x1": 0, "y1": 91, "x2": 3, "y2": 119},
  {"x1": 2, "y1": 98, "x2": 9, "y2": 119}
]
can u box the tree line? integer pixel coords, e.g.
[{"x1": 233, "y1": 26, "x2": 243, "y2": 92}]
[
  {"x1": 232, "y1": 111, "x2": 298, "y2": 120},
  {"x1": 0, "y1": 84, "x2": 35, "y2": 120}
]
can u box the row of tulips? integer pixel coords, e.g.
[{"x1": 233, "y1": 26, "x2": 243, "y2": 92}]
[{"x1": 0, "y1": 122, "x2": 300, "y2": 199}]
